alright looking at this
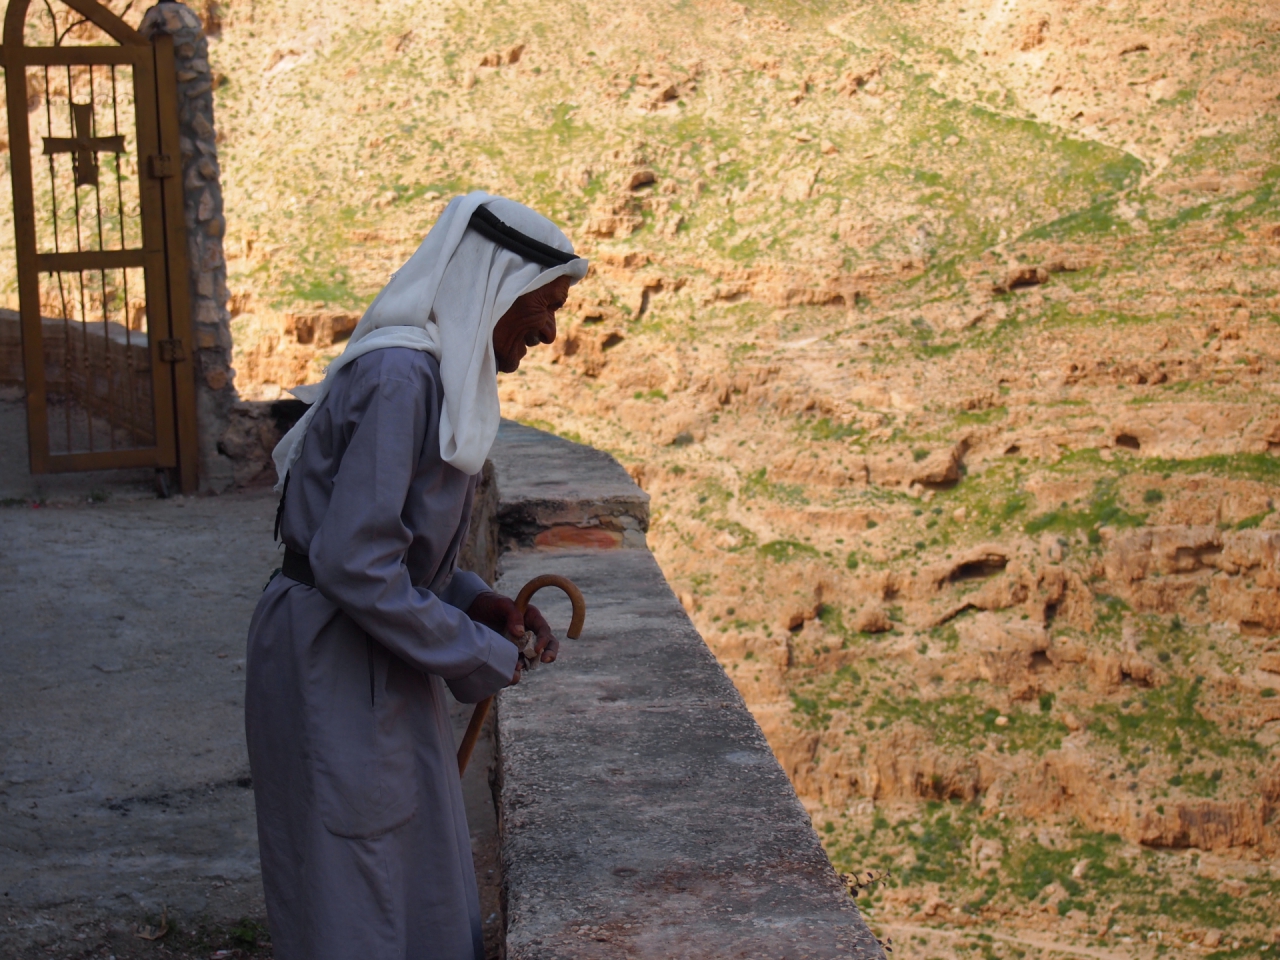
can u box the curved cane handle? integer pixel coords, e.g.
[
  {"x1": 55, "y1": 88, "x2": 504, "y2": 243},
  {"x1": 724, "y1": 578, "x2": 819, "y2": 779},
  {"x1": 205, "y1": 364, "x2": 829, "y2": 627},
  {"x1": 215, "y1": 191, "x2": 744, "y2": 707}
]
[
  {"x1": 513, "y1": 574, "x2": 586, "y2": 640},
  {"x1": 457, "y1": 574, "x2": 586, "y2": 775}
]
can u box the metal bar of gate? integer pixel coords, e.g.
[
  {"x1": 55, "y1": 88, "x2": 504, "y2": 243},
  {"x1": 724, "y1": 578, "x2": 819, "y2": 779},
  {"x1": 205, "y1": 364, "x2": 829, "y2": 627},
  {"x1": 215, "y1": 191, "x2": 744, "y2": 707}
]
[
  {"x1": 48, "y1": 447, "x2": 161, "y2": 472},
  {"x1": 151, "y1": 33, "x2": 198, "y2": 493},
  {"x1": 131, "y1": 39, "x2": 179, "y2": 473},
  {"x1": 42, "y1": 64, "x2": 72, "y2": 458},
  {"x1": 64, "y1": 62, "x2": 95, "y2": 454},
  {"x1": 37, "y1": 249, "x2": 146, "y2": 271},
  {"x1": 6, "y1": 35, "x2": 51, "y2": 472},
  {"x1": 87, "y1": 65, "x2": 117, "y2": 451},
  {"x1": 59, "y1": 0, "x2": 146, "y2": 46},
  {"x1": 111, "y1": 62, "x2": 140, "y2": 444},
  {"x1": 15, "y1": 45, "x2": 136, "y2": 66}
]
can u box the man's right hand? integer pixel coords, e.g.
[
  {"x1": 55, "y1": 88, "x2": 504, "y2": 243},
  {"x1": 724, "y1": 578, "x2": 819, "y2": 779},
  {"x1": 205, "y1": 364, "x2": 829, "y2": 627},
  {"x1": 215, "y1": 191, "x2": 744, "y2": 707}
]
[{"x1": 466, "y1": 591, "x2": 559, "y2": 663}]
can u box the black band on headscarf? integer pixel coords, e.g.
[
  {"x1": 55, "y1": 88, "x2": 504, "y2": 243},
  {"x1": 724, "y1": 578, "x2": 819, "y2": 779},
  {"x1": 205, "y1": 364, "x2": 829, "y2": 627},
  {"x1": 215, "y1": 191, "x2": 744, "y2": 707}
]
[{"x1": 468, "y1": 205, "x2": 581, "y2": 268}]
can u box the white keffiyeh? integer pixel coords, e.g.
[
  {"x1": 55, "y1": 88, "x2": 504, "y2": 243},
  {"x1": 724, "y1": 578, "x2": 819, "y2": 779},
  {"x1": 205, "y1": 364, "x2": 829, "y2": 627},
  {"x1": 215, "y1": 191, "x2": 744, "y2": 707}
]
[{"x1": 271, "y1": 192, "x2": 587, "y2": 489}]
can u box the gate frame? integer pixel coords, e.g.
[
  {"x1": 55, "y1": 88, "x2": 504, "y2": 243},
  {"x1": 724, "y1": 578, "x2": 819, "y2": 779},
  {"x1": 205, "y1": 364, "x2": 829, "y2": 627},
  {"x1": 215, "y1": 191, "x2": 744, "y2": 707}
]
[{"x1": 2, "y1": 0, "x2": 198, "y2": 493}]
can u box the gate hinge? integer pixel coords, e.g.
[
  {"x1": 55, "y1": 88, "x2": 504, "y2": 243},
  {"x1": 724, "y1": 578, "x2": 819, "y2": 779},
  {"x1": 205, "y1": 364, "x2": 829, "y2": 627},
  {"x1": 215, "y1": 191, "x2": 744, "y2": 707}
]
[
  {"x1": 158, "y1": 338, "x2": 186, "y2": 362},
  {"x1": 148, "y1": 154, "x2": 175, "y2": 178}
]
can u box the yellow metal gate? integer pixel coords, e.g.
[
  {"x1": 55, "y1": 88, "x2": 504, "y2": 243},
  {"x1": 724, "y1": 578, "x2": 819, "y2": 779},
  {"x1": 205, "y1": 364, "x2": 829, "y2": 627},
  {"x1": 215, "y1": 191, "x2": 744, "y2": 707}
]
[{"x1": 3, "y1": 0, "x2": 197, "y2": 492}]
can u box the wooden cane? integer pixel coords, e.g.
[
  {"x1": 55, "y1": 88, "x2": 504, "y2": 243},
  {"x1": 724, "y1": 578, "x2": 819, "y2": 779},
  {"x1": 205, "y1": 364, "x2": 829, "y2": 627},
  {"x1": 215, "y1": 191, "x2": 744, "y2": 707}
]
[{"x1": 456, "y1": 574, "x2": 586, "y2": 775}]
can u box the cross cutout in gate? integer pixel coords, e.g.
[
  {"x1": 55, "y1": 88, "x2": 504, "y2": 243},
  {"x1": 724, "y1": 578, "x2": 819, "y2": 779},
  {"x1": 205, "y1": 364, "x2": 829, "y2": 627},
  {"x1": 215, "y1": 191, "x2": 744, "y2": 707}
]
[{"x1": 42, "y1": 102, "x2": 125, "y2": 187}]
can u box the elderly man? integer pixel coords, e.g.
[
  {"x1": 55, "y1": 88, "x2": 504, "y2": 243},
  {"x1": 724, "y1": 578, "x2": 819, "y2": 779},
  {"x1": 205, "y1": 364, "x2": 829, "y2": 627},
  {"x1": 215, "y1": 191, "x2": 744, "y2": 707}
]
[{"x1": 245, "y1": 193, "x2": 587, "y2": 960}]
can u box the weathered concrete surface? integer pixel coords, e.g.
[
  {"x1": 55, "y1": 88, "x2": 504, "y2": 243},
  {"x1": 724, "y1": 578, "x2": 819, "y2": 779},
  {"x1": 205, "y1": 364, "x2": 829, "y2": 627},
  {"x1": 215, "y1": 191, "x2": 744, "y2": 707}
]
[
  {"x1": 495, "y1": 547, "x2": 882, "y2": 959},
  {"x1": 490, "y1": 419, "x2": 649, "y2": 550}
]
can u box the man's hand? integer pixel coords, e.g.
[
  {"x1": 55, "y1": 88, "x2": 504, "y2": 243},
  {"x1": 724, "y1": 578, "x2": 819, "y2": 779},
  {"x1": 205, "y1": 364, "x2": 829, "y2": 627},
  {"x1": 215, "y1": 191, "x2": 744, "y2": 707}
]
[{"x1": 466, "y1": 591, "x2": 559, "y2": 673}]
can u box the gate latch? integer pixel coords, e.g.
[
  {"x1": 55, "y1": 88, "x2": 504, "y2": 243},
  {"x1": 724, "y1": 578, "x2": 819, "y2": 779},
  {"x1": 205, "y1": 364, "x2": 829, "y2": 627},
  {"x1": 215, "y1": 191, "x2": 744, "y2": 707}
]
[
  {"x1": 158, "y1": 338, "x2": 186, "y2": 362},
  {"x1": 148, "y1": 154, "x2": 175, "y2": 179}
]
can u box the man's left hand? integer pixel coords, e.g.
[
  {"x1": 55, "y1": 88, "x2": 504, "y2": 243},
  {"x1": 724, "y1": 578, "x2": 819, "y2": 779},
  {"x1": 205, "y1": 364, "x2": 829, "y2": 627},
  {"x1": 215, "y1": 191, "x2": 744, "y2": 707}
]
[{"x1": 466, "y1": 591, "x2": 559, "y2": 663}]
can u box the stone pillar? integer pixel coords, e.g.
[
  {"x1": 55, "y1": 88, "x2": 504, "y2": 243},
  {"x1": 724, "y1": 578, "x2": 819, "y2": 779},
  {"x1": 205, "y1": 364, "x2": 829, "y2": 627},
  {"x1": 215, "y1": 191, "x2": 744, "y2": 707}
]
[{"x1": 140, "y1": 2, "x2": 235, "y2": 492}]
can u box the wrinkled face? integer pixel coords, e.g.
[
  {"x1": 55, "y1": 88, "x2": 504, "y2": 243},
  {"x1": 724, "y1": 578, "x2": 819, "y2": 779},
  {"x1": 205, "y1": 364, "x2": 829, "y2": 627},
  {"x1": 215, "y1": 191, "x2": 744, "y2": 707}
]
[{"x1": 491, "y1": 275, "x2": 571, "y2": 374}]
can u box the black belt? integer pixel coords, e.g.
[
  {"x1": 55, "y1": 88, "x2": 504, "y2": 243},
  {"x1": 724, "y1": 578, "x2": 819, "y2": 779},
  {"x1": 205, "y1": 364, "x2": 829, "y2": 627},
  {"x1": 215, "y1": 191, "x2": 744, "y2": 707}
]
[{"x1": 281, "y1": 547, "x2": 316, "y2": 587}]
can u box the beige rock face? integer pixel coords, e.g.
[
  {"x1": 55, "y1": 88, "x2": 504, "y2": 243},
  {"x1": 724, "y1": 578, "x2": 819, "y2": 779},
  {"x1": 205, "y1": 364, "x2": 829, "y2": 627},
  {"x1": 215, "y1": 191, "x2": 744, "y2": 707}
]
[{"x1": 1102, "y1": 527, "x2": 1280, "y2": 632}]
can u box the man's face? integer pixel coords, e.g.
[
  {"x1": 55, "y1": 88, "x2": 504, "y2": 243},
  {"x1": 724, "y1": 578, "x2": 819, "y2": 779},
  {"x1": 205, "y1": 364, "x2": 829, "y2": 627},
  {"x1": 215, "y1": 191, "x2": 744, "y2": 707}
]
[{"x1": 491, "y1": 275, "x2": 571, "y2": 374}]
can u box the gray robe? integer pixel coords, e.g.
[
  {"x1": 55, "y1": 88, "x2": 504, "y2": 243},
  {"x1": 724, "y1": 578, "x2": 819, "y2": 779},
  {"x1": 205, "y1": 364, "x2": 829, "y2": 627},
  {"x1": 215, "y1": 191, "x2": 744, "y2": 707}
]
[{"x1": 245, "y1": 347, "x2": 519, "y2": 960}]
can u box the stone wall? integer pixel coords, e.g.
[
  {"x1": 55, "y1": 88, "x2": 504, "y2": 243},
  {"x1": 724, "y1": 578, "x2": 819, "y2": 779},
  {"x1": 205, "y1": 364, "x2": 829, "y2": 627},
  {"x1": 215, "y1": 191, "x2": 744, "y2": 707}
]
[
  {"x1": 460, "y1": 460, "x2": 500, "y2": 585},
  {"x1": 1, "y1": 308, "x2": 24, "y2": 385},
  {"x1": 141, "y1": 1, "x2": 237, "y2": 492},
  {"x1": 0, "y1": 309, "x2": 155, "y2": 444}
]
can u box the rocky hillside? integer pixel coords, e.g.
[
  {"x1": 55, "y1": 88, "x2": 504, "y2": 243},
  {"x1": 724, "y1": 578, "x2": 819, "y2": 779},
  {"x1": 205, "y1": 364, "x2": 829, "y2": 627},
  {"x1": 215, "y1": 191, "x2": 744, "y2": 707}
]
[{"x1": 8, "y1": 0, "x2": 1280, "y2": 956}]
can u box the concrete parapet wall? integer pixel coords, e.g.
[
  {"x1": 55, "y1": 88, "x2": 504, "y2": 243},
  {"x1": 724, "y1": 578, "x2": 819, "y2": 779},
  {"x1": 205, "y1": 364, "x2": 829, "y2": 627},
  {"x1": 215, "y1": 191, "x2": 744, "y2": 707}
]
[
  {"x1": 480, "y1": 424, "x2": 883, "y2": 958},
  {"x1": 487, "y1": 420, "x2": 650, "y2": 551}
]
